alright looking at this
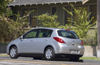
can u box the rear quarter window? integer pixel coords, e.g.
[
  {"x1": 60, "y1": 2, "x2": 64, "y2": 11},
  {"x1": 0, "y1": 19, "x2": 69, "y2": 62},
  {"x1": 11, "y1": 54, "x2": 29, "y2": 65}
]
[{"x1": 58, "y1": 30, "x2": 79, "y2": 39}]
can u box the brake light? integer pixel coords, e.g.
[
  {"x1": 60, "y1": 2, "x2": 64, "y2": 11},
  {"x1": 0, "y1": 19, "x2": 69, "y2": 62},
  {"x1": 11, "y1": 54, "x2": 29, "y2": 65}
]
[
  {"x1": 53, "y1": 37, "x2": 65, "y2": 43},
  {"x1": 81, "y1": 40, "x2": 84, "y2": 45}
]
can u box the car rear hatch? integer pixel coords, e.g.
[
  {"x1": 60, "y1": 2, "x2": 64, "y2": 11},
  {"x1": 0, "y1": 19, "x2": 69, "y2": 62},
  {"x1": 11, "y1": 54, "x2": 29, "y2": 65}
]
[{"x1": 57, "y1": 30, "x2": 82, "y2": 48}]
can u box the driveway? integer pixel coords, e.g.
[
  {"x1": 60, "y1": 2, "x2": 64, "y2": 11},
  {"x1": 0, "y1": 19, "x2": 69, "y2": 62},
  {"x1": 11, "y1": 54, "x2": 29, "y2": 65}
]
[{"x1": 0, "y1": 56, "x2": 100, "y2": 65}]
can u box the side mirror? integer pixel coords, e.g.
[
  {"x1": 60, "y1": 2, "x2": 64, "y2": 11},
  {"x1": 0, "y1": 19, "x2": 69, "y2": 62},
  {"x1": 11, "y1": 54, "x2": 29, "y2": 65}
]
[{"x1": 20, "y1": 36, "x2": 23, "y2": 39}]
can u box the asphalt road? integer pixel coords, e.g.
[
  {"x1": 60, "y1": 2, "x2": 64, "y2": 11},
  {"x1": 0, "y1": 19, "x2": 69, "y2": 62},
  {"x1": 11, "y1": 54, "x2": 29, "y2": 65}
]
[{"x1": 0, "y1": 56, "x2": 100, "y2": 65}]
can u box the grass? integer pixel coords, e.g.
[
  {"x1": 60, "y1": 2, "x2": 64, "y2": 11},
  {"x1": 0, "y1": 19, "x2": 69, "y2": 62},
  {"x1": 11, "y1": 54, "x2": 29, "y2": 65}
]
[
  {"x1": 0, "y1": 54, "x2": 8, "y2": 57},
  {"x1": 80, "y1": 57, "x2": 100, "y2": 61}
]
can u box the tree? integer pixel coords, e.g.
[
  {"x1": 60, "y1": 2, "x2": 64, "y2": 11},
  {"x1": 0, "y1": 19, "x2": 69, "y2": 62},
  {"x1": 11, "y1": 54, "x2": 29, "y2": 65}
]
[
  {"x1": 0, "y1": 0, "x2": 13, "y2": 42},
  {"x1": 63, "y1": 5, "x2": 96, "y2": 39},
  {"x1": 0, "y1": 0, "x2": 29, "y2": 42},
  {"x1": 36, "y1": 14, "x2": 60, "y2": 28}
]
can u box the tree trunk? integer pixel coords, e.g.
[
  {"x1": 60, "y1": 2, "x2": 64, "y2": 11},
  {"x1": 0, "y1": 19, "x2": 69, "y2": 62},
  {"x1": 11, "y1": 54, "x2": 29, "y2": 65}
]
[{"x1": 97, "y1": 0, "x2": 100, "y2": 57}]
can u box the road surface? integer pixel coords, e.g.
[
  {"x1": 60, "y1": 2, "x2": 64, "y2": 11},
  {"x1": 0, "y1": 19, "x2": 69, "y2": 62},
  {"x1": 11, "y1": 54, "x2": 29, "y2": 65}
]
[{"x1": 0, "y1": 56, "x2": 100, "y2": 65}]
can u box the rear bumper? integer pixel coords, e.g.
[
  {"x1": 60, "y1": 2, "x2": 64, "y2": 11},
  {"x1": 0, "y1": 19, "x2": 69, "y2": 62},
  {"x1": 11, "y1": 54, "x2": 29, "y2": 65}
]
[{"x1": 55, "y1": 44, "x2": 84, "y2": 55}]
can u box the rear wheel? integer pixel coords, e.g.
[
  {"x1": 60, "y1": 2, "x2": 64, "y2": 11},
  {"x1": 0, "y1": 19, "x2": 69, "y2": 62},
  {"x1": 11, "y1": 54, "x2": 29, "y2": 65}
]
[
  {"x1": 44, "y1": 47, "x2": 55, "y2": 60},
  {"x1": 9, "y1": 46, "x2": 18, "y2": 59}
]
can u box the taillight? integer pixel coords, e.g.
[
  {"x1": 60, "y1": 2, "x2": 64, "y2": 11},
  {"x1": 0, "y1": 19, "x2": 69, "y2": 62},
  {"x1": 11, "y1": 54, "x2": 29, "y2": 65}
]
[
  {"x1": 81, "y1": 40, "x2": 84, "y2": 45},
  {"x1": 53, "y1": 37, "x2": 65, "y2": 43}
]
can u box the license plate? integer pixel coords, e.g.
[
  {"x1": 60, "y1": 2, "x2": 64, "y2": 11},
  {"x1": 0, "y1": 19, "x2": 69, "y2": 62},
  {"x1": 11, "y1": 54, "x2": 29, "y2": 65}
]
[{"x1": 71, "y1": 50, "x2": 79, "y2": 54}]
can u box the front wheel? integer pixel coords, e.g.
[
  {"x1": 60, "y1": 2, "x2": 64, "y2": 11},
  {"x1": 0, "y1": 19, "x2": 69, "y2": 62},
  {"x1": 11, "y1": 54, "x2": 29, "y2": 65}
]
[
  {"x1": 44, "y1": 47, "x2": 55, "y2": 60},
  {"x1": 9, "y1": 46, "x2": 18, "y2": 59}
]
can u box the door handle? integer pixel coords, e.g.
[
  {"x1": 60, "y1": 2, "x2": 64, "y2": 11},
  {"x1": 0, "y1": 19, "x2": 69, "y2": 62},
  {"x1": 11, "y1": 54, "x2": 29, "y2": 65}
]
[{"x1": 72, "y1": 44, "x2": 75, "y2": 46}]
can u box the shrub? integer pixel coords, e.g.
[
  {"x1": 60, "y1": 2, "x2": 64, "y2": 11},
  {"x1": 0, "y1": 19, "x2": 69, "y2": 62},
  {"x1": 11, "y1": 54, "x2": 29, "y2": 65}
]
[
  {"x1": 36, "y1": 14, "x2": 60, "y2": 28},
  {"x1": 63, "y1": 4, "x2": 96, "y2": 39},
  {"x1": 0, "y1": 0, "x2": 29, "y2": 43}
]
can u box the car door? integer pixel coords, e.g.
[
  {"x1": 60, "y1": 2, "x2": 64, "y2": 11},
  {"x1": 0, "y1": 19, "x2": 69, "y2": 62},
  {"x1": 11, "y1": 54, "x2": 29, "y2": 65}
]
[
  {"x1": 18, "y1": 29, "x2": 38, "y2": 53},
  {"x1": 33, "y1": 29, "x2": 53, "y2": 53}
]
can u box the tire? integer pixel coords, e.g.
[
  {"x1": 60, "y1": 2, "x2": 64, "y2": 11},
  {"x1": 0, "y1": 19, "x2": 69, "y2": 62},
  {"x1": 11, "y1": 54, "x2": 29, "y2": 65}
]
[
  {"x1": 44, "y1": 47, "x2": 55, "y2": 60},
  {"x1": 9, "y1": 46, "x2": 18, "y2": 59},
  {"x1": 33, "y1": 57, "x2": 42, "y2": 60},
  {"x1": 70, "y1": 56, "x2": 80, "y2": 61}
]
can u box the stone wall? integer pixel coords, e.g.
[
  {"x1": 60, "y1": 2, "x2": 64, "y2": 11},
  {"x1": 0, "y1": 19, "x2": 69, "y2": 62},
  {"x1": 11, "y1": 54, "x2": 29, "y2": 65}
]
[{"x1": 83, "y1": 46, "x2": 97, "y2": 57}]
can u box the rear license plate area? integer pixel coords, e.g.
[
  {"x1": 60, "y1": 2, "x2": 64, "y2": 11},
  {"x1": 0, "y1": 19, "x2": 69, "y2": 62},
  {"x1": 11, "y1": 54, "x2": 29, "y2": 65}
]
[{"x1": 70, "y1": 50, "x2": 80, "y2": 54}]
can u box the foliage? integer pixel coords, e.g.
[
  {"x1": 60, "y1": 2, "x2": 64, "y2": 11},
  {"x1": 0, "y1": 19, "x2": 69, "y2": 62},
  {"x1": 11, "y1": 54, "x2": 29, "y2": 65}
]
[
  {"x1": 36, "y1": 14, "x2": 60, "y2": 27},
  {"x1": 0, "y1": 14, "x2": 30, "y2": 43},
  {"x1": 0, "y1": 0, "x2": 29, "y2": 43},
  {"x1": 58, "y1": 24, "x2": 74, "y2": 30},
  {"x1": 63, "y1": 5, "x2": 96, "y2": 39},
  {"x1": 83, "y1": 29, "x2": 97, "y2": 46},
  {"x1": 0, "y1": 0, "x2": 12, "y2": 16}
]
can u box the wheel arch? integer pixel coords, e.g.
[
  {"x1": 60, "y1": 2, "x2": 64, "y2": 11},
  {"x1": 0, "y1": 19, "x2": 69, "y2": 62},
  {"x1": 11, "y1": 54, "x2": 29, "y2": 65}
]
[
  {"x1": 9, "y1": 45, "x2": 17, "y2": 54},
  {"x1": 44, "y1": 45, "x2": 55, "y2": 53}
]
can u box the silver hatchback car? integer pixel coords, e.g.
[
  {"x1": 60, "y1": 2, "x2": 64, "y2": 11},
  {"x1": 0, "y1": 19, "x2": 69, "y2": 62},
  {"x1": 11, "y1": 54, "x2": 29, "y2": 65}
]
[{"x1": 7, "y1": 27, "x2": 84, "y2": 60}]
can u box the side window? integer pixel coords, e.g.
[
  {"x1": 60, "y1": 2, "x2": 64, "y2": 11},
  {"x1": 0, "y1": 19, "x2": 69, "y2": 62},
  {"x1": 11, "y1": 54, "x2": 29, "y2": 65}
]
[
  {"x1": 38, "y1": 29, "x2": 52, "y2": 38},
  {"x1": 58, "y1": 30, "x2": 79, "y2": 39},
  {"x1": 23, "y1": 30, "x2": 37, "y2": 39}
]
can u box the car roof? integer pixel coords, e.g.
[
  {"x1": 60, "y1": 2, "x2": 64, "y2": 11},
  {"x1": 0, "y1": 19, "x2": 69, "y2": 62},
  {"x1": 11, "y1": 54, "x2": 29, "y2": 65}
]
[{"x1": 32, "y1": 27, "x2": 64, "y2": 31}]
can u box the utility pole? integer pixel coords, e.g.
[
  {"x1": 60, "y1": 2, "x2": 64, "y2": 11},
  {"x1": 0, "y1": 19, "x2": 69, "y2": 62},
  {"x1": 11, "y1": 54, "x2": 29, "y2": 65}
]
[{"x1": 97, "y1": 0, "x2": 100, "y2": 57}]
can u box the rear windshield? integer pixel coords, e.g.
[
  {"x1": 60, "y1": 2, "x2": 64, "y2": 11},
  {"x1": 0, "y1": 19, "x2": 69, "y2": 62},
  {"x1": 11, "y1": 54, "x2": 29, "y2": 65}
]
[{"x1": 58, "y1": 30, "x2": 79, "y2": 39}]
